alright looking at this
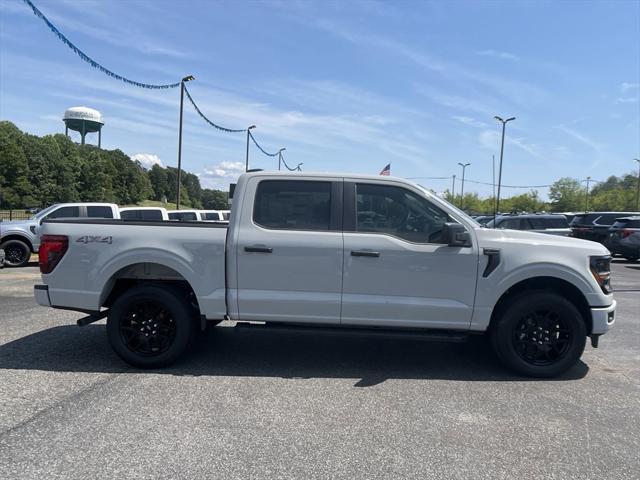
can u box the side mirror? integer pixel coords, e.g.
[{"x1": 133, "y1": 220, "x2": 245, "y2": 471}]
[{"x1": 443, "y1": 223, "x2": 471, "y2": 247}]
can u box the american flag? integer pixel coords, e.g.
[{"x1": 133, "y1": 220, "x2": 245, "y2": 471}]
[{"x1": 379, "y1": 163, "x2": 391, "y2": 176}]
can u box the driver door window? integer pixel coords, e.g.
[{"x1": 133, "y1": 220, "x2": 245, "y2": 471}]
[{"x1": 355, "y1": 183, "x2": 451, "y2": 243}]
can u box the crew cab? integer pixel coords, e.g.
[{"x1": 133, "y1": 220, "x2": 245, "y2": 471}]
[
  {"x1": 0, "y1": 203, "x2": 119, "y2": 267},
  {"x1": 34, "y1": 172, "x2": 616, "y2": 377}
]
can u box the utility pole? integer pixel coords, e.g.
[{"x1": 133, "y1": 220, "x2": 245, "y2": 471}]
[
  {"x1": 635, "y1": 158, "x2": 640, "y2": 211},
  {"x1": 278, "y1": 148, "x2": 286, "y2": 171},
  {"x1": 245, "y1": 125, "x2": 256, "y2": 172},
  {"x1": 492, "y1": 154, "x2": 496, "y2": 207},
  {"x1": 493, "y1": 115, "x2": 516, "y2": 226},
  {"x1": 584, "y1": 176, "x2": 592, "y2": 211},
  {"x1": 457, "y1": 162, "x2": 471, "y2": 209},
  {"x1": 176, "y1": 75, "x2": 195, "y2": 209}
]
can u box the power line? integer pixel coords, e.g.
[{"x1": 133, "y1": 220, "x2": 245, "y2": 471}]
[
  {"x1": 22, "y1": 0, "x2": 180, "y2": 89},
  {"x1": 183, "y1": 85, "x2": 246, "y2": 133}
]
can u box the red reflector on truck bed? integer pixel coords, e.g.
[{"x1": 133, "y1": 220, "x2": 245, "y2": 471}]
[{"x1": 39, "y1": 235, "x2": 69, "y2": 274}]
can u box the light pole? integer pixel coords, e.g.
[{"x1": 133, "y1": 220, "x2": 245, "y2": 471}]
[
  {"x1": 457, "y1": 162, "x2": 471, "y2": 209},
  {"x1": 635, "y1": 158, "x2": 640, "y2": 211},
  {"x1": 451, "y1": 174, "x2": 456, "y2": 203},
  {"x1": 295, "y1": 163, "x2": 303, "y2": 171},
  {"x1": 278, "y1": 148, "x2": 286, "y2": 171},
  {"x1": 176, "y1": 75, "x2": 195, "y2": 209},
  {"x1": 493, "y1": 115, "x2": 516, "y2": 226},
  {"x1": 245, "y1": 125, "x2": 256, "y2": 172},
  {"x1": 584, "y1": 176, "x2": 592, "y2": 211}
]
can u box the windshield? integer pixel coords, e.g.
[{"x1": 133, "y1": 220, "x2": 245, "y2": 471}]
[
  {"x1": 417, "y1": 185, "x2": 479, "y2": 226},
  {"x1": 31, "y1": 204, "x2": 59, "y2": 220}
]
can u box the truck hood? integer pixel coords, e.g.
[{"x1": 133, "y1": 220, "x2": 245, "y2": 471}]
[{"x1": 475, "y1": 227, "x2": 609, "y2": 256}]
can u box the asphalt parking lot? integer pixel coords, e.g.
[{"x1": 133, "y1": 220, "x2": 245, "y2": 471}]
[{"x1": 0, "y1": 261, "x2": 638, "y2": 479}]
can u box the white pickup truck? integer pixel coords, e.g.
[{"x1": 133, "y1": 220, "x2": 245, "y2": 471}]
[{"x1": 34, "y1": 172, "x2": 616, "y2": 377}]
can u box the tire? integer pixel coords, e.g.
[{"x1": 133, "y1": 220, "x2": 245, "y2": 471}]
[
  {"x1": 491, "y1": 291, "x2": 586, "y2": 378},
  {"x1": 107, "y1": 284, "x2": 195, "y2": 368},
  {"x1": 0, "y1": 239, "x2": 31, "y2": 267}
]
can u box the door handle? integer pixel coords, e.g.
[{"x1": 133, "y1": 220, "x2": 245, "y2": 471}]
[
  {"x1": 244, "y1": 245, "x2": 273, "y2": 253},
  {"x1": 351, "y1": 250, "x2": 380, "y2": 258}
]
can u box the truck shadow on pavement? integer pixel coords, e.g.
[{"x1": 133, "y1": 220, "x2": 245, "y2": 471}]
[{"x1": 0, "y1": 323, "x2": 589, "y2": 386}]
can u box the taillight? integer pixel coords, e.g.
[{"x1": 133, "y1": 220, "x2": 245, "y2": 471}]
[
  {"x1": 621, "y1": 229, "x2": 633, "y2": 238},
  {"x1": 39, "y1": 235, "x2": 68, "y2": 274},
  {"x1": 590, "y1": 255, "x2": 612, "y2": 294}
]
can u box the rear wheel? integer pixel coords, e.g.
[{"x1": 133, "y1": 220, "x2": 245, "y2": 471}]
[
  {"x1": 107, "y1": 284, "x2": 195, "y2": 368},
  {"x1": 1, "y1": 239, "x2": 31, "y2": 267},
  {"x1": 491, "y1": 291, "x2": 586, "y2": 377}
]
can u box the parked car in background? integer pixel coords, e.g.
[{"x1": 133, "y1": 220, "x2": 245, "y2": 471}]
[
  {"x1": 120, "y1": 207, "x2": 169, "y2": 221},
  {"x1": 485, "y1": 214, "x2": 571, "y2": 236},
  {"x1": 219, "y1": 210, "x2": 231, "y2": 220},
  {"x1": 570, "y1": 212, "x2": 640, "y2": 244},
  {"x1": 560, "y1": 212, "x2": 578, "y2": 224},
  {"x1": 473, "y1": 215, "x2": 494, "y2": 226},
  {"x1": 167, "y1": 210, "x2": 201, "y2": 221},
  {"x1": 199, "y1": 210, "x2": 227, "y2": 222},
  {"x1": 0, "y1": 203, "x2": 119, "y2": 267},
  {"x1": 606, "y1": 216, "x2": 640, "y2": 261}
]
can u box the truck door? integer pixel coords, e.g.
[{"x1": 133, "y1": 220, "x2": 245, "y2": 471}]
[
  {"x1": 341, "y1": 181, "x2": 478, "y2": 330},
  {"x1": 234, "y1": 177, "x2": 343, "y2": 324}
]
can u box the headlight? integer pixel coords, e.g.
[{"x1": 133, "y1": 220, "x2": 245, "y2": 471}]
[{"x1": 590, "y1": 255, "x2": 611, "y2": 294}]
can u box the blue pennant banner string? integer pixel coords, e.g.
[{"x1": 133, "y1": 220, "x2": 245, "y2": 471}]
[
  {"x1": 280, "y1": 154, "x2": 300, "y2": 171},
  {"x1": 183, "y1": 86, "x2": 246, "y2": 133},
  {"x1": 22, "y1": 0, "x2": 180, "y2": 89},
  {"x1": 249, "y1": 131, "x2": 279, "y2": 157}
]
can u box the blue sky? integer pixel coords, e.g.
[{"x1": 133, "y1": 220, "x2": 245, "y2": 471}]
[{"x1": 1, "y1": 0, "x2": 638, "y2": 195}]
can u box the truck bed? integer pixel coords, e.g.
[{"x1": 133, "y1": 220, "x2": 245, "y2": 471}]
[{"x1": 38, "y1": 219, "x2": 228, "y2": 318}]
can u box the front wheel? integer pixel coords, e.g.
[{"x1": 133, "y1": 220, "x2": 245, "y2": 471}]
[
  {"x1": 107, "y1": 284, "x2": 195, "y2": 368},
  {"x1": 1, "y1": 239, "x2": 31, "y2": 267},
  {"x1": 491, "y1": 291, "x2": 586, "y2": 378}
]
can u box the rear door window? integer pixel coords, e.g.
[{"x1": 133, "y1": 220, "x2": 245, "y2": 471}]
[
  {"x1": 140, "y1": 210, "x2": 164, "y2": 221},
  {"x1": 253, "y1": 180, "x2": 332, "y2": 231},
  {"x1": 87, "y1": 206, "x2": 114, "y2": 218},
  {"x1": 120, "y1": 210, "x2": 141, "y2": 220},
  {"x1": 168, "y1": 212, "x2": 198, "y2": 221}
]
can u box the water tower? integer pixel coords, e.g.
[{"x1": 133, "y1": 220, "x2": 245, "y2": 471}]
[{"x1": 63, "y1": 106, "x2": 104, "y2": 147}]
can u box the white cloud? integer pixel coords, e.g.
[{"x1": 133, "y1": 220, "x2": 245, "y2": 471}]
[
  {"x1": 555, "y1": 125, "x2": 603, "y2": 151},
  {"x1": 621, "y1": 82, "x2": 640, "y2": 93},
  {"x1": 476, "y1": 49, "x2": 520, "y2": 61},
  {"x1": 132, "y1": 153, "x2": 163, "y2": 169},
  {"x1": 451, "y1": 115, "x2": 487, "y2": 128},
  {"x1": 478, "y1": 130, "x2": 540, "y2": 157},
  {"x1": 200, "y1": 161, "x2": 246, "y2": 190},
  {"x1": 616, "y1": 97, "x2": 639, "y2": 104}
]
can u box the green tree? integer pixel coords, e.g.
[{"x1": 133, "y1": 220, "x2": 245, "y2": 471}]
[
  {"x1": 201, "y1": 189, "x2": 229, "y2": 210},
  {"x1": 548, "y1": 177, "x2": 585, "y2": 212},
  {"x1": 0, "y1": 122, "x2": 31, "y2": 208},
  {"x1": 148, "y1": 164, "x2": 169, "y2": 201}
]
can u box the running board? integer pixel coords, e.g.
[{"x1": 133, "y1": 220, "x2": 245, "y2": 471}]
[{"x1": 233, "y1": 322, "x2": 469, "y2": 343}]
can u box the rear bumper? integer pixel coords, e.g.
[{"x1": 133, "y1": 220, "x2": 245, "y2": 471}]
[
  {"x1": 34, "y1": 284, "x2": 51, "y2": 306},
  {"x1": 591, "y1": 300, "x2": 616, "y2": 335}
]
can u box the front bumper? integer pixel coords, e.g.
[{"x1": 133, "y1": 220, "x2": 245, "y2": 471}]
[
  {"x1": 591, "y1": 300, "x2": 616, "y2": 335},
  {"x1": 34, "y1": 284, "x2": 51, "y2": 307}
]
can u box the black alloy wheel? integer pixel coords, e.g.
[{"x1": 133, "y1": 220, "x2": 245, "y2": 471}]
[
  {"x1": 119, "y1": 301, "x2": 177, "y2": 356},
  {"x1": 512, "y1": 310, "x2": 571, "y2": 366},
  {"x1": 491, "y1": 291, "x2": 586, "y2": 378},
  {"x1": 107, "y1": 284, "x2": 195, "y2": 368},
  {"x1": 1, "y1": 240, "x2": 30, "y2": 267}
]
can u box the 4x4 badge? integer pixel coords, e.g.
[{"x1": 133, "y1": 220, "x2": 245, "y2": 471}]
[{"x1": 76, "y1": 235, "x2": 112, "y2": 245}]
